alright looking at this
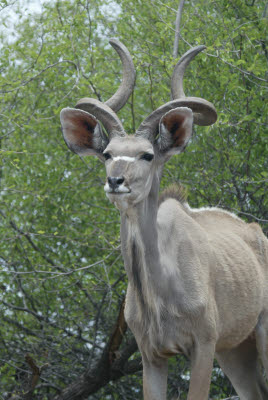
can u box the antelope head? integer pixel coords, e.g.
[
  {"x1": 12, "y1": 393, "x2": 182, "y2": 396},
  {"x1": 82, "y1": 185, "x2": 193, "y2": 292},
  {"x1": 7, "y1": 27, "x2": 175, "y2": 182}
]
[{"x1": 60, "y1": 39, "x2": 217, "y2": 210}]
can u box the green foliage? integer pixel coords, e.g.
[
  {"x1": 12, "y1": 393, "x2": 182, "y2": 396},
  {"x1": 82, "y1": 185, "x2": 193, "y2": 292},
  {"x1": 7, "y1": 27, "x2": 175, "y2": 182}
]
[{"x1": 0, "y1": 0, "x2": 267, "y2": 398}]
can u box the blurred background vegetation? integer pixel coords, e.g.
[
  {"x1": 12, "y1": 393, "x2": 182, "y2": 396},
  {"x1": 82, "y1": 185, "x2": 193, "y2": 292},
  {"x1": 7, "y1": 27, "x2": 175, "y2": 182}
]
[{"x1": 0, "y1": 0, "x2": 267, "y2": 398}]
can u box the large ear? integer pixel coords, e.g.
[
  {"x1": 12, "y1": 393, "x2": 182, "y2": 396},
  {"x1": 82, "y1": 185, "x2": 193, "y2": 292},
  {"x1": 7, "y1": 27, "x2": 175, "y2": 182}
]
[
  {"x1": 60, "y1": 108, "x2": 109, "y2": 158},
  {"x1": 156, "y1": 107, "x2": 193, "y2": 157}
]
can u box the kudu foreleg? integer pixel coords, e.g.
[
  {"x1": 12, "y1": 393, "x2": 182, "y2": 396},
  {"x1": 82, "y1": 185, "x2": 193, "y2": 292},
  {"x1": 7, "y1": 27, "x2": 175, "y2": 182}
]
[
  {"x1": 187, "y1": 342, "x2": 215, "y2": 400},
  {"x1": 142, "y1": 355, "x2": 168, "y2": 400},
  {"x1": 216, "y1": 335, "x2": 268, "y2": 400},
  {"x1": 256, "y1": 311, "x2": 268, "y2": 377}
]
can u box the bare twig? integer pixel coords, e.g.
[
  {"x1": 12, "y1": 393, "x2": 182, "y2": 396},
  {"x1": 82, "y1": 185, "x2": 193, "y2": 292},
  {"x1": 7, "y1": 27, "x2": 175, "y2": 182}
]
[
  {"x1": 0, "y1": 1, "x2": 17, "y2": 13},
  {"x1": 206, "y1": 52, "x2": 268, "y2": 85},
  {"x1": 0, "y1": 60, "x2": 79, "y2": 94},
  {"x1": 221, "y1": 397, "x2": 239, "y2": 400}
]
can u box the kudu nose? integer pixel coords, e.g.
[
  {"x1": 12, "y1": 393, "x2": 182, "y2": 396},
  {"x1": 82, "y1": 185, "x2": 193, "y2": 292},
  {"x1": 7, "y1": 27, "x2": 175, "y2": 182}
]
[{"x1": 107, "y1": 176, "x2": 125, "y2": 189}]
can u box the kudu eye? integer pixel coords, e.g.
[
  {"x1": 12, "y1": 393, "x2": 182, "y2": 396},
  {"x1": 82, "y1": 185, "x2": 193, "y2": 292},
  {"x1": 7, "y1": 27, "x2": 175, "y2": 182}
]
[
  {"x1": 141, "y1": 153, "x2": 154, "y2": 162},
  {"x1": 103, "y1": 152, "x2": 112, "y2": 160}
]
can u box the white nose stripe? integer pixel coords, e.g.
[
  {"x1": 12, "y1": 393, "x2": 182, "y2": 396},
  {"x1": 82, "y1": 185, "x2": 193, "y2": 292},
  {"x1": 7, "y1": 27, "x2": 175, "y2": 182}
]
[{"x1": 113, "y1": 156, "x2": 135, "y2": 162}]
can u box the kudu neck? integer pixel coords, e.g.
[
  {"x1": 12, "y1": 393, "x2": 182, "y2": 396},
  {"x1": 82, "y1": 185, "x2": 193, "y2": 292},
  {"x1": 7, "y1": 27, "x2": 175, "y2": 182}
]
[
  {"x1": 120, "y1": 172, "x2": 163, "y2": 296},
  {"x1": 121, "y1": 171, "x2": 160, "y2": 230}
]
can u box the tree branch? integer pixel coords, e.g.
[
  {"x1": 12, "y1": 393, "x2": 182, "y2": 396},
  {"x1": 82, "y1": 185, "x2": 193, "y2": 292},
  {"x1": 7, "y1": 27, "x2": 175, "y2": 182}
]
[
  {"x1": 8, "y1": 355, "x2": 49, "y2": 400},
  {"x1": 108, "y1": 298, "x2": 127, "y2": 363},
  {"x1": 51, "y1": 304, "x2": 139, "y2": 400},
  {"x1": 173, "y1": 0, "x2": 185, "y2": 59}
]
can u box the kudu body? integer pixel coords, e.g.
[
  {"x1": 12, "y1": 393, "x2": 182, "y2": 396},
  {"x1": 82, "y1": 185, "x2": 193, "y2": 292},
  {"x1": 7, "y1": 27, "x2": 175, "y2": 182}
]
[{"x1": 60, "y1": 39, "x2": 268, "y2": 400}]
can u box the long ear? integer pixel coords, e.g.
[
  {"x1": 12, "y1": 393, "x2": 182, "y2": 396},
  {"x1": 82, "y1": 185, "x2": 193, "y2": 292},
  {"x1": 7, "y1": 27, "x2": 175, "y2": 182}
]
[
  {"x1": 156, "y1": 107, "x2": 193, "y2": 156},
  {"x1": 60, "y1": 108, "x2": 109, "y2": 158}
]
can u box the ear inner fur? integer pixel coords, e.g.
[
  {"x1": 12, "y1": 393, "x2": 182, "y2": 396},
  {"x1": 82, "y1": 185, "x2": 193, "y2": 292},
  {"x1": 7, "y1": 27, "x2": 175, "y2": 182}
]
[
  {"x1": 158, "y1": 107, "x2": 193, "y2": 154},
  {"x1": 69, "y1": 113, "x2": 96, "y2": 149},
  {"x1": 162, "y1": 113, "x2": 187, "y2": 148},
  {"x1": 60, "y1": 108, "x2": 107, "y2": 155}
]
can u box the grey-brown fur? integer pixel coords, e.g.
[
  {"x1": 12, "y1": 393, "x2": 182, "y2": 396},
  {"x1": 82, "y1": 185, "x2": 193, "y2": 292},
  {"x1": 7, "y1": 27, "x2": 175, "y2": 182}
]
[{"x1": 60, "y1": 39, "x2": 268, "y2": 400}]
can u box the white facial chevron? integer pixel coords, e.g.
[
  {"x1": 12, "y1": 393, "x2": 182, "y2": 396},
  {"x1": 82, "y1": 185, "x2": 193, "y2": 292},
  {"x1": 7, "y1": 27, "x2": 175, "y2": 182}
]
[{"x1": 113, "y1": 156, "x2": 136, "y2": 162}]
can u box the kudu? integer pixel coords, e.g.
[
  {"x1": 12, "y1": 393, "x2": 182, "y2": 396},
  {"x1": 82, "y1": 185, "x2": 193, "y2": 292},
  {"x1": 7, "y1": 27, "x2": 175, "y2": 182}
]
[{"x1": 60, "y1": 39, "x2": 268, "y2": 400}]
